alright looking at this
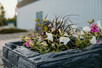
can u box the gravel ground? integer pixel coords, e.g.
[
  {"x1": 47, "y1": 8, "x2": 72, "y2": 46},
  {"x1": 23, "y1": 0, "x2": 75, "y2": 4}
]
[{"x1": 0, "y1": 30, "x2": 34, "y2": 68}]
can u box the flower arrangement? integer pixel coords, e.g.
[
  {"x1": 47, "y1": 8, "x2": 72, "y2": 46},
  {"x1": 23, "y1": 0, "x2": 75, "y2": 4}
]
[{"x1": 21, "y1": 17, "x2": 102, "y2": 54}]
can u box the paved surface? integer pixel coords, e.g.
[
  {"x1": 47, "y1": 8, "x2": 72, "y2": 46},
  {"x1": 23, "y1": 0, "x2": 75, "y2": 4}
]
[
  {"x1": 0, "y1": 31, "x2": 33, "y2": 68},
  {"x1": 0, "y1": 32, "x2": 32, "y2": 40},
  {"x1": 0, "y1": 38, "x2": 22, "y2": 68},
  {"x1": 0, "y1": 51, "x2": 3, "y2": 68}
]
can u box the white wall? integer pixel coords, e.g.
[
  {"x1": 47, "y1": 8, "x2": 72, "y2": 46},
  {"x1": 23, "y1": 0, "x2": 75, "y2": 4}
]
[{"x1": 17, "y1": 0, "x2": 102, "y2": 29}]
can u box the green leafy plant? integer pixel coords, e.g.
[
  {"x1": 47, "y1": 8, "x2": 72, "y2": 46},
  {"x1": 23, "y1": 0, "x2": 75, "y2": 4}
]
[{"x1": 21, "y1": 17, "x2": 102, "y2": 54}]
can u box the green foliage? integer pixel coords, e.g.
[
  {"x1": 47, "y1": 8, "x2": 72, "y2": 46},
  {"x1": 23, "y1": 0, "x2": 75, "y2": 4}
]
[
  {"x1": 35, "y1": 18, "x2": 40, "y2": 22},
  {"x1": 21, "y1": 17, "x2": 102, "y2": 54},
  {"x1": 0, "y1": 4, "x2": 6, "y2": 26},
  {"x1": 0, "y1": 28, "x2": 27, "y2": 34},
  {"x1": 75, "y1": 34, "x2": 91, "y2": 49},
  {"x1": 43, "y1": 25, "x2": 48, "y2": 31},
  {"x1": 88, "y1": 19, "x2": 94, "y2": 25}
]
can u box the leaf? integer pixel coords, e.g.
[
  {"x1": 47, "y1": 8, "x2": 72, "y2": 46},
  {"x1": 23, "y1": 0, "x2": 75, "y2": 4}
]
[
  {"x1": 88, "y1": 19, "x2": 94, "y2": 24},
  {"x1": 43, "y1": 18, "x2": 48, "y2": 22},
  {"x1": 45, "y1": 45, "x2": 48, "y2": 47},
  {"x1": 44, "y1": 26, "x2": 48, "y2": 31},
  {"x1": 89, "y1": 21, "x2": 92, "y2": 24},
  {"x1": 56, "y1": 50, "x2": 61, "y2": 52},
  {"x1": 92, "y1": 19, "x2": 94, "y2": 23},
  {"x1": 27, "y1": 33, "x2": 32, "y2": 36},
  {"x1": 19, "y1": 36, "x2": 25, "y2": 38},
  {"x1": 37, "y1": 23, "x2": 42, "y2": 27},
  {"x1": 42, "y1": 24, "x2": 44, "y2": 26},
  {"x1": 35, "y1": 18, "x2": 40, "y2": 22}
]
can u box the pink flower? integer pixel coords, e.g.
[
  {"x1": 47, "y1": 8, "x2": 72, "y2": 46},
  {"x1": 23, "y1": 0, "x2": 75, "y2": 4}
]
[
  {"x1": 90, "y1": 23, "x2": 96, "y2": 28},
  {"x1": 25, "y1": 39, "x2": 32, "y2": 47},
  {"x1": 30, "y1": 34, "x2": 34, "y2": 38},
  {"x1": 25, "y1": 42, "x2": 30, "y2": 47},
  {"x1": 28, "y1": 39, "x2": 32, "y2": 42},
  {"x1": 90, "y1": 23, "x2": 99, "y2": 33}
]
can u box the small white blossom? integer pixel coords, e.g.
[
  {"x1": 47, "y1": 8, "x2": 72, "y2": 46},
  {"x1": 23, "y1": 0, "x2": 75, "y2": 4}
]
[
  {"x1": 97, "y1": 20, "x2": 102, "y2": 30},
  {"x1": 64, "y1": 32, "x2": 69, "y2": 36},
  {"x1": 90, "y1": 36, "x2": 96, "y2": 45},
  {"x1": 70, "y1": 30, "x2": 74, "y2": 34},
  {"x1": 38, "y1": 37, "x2": 42, "y2": 42},
  {"x1": 73, "y1": 34, "x2": 78, "y2": 38},
  {"x1": 73, "y1": 29, "x2": 76, "y2": 33},
  {"x1": 80, "y1": 31, "x2": 84, "y2": 35},
  {"x1": 51, "y1": 27, "x2": 55, "y2": 32},
  {"x1": 41, "y1": 41, "x2": 47, "y2": 45},
  {"x1": 71, "y1": 25, "x2": 77, "y2": 33},
  {"x1": 83, "y1": 26, "x2": 91, "y2": 33},
  {"x1": 46, "y1": 32, "x2": 53, "y2": 42},
  {"x1": 60, "y1": 37, "x2": 70, "y2": 45}
]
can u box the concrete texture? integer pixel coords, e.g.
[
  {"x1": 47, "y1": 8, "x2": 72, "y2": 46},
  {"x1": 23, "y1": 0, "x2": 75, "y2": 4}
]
[{"x1": 2, "y1": 41, "x2": 102, "y2": 68}]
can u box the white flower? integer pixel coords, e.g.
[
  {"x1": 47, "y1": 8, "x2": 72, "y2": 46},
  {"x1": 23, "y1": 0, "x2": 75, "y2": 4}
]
[
  {"x1": 46, "y1": 32, "x2": 53, "y2": 42},
  {"x1": 64, "y1": 32, "x2": 69, "y2": 36},
  {"x1": 90, "y1": 36, "x2": 96, "y2": 45},
  {"x1": 97, "y1": 20, "x2": 102, "y2": 30},
  {"x1": 73, "y1": 34, "x2": 78, "y2": 38},
  {"x1": 60, "y1": 37, "x2": 70, "y2": 45},
  {"x1": 80, "y1": 31, "x2": 84, "y2": 35},
  {"x1": 70, "y1": 30, "x2": 74, "y2": 34},
  {"x1": 71, "y1": 25, "x2": 77, "y2": 33},
  {"x1": 51, "y1": 27, "x2": 55, "y2": 31},
  {"x1": 41, "y1": 41, "x2": 47, "y2": 45},
  {"x1": 83, "y1": 26, "x2": 91, "y2": 33},
  {"x1": 38, "y1": 37, "x2": 42, "y2": 42}
]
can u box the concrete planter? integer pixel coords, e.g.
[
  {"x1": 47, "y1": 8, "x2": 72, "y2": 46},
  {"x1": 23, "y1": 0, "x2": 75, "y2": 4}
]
[{"x1": 2, "y1": 41, "x2": 102, "y2": 68}]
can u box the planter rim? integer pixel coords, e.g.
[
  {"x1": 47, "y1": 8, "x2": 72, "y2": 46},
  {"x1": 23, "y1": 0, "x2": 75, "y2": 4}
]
[{"x1": 4, "y1": 40, "x2": 102, "y2": 64}]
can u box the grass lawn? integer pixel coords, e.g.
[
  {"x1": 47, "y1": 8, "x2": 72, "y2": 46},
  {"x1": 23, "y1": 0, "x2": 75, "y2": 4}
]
[{"x1": 0, "y1": 28, "x2": 27, "y2": 34}]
